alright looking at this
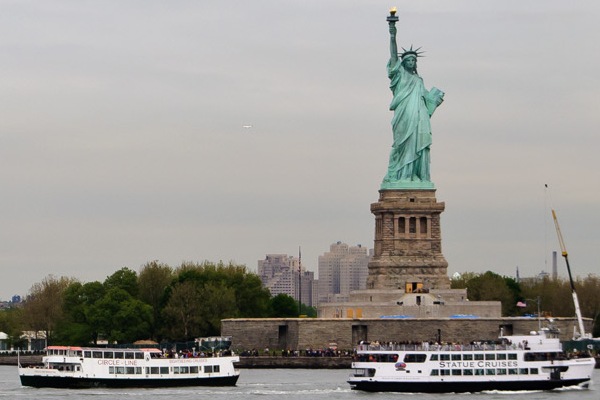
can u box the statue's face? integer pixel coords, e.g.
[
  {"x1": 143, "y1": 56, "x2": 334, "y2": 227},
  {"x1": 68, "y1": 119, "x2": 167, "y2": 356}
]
[{"x1": 403, "y1": 57, "x2": 416, "y2": 71}]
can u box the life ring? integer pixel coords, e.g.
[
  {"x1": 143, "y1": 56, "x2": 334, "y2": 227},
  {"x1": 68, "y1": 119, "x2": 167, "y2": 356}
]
[{"x1": 395, "y1": 361, "x2": 407, "y2": 370}]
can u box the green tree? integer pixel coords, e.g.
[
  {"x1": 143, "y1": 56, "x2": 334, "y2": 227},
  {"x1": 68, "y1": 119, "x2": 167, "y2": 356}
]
[
  {"x1": 573, "y1": 275, "x2": 600, "y2": 337},
  {"x1": 220, "y1": 262, "x2": 271, "y2": 318},
  {"x1": 22, "y1": 275, "x2": 75, "y2": 345},
  {"x1": 0, "y1": 307, "x2": 25, "y2": 348},
  {"x1": 104, "y1": 267, "x2": 139, "y2": 297},
  {"x1": 138, "y1": 261, "x2": 173, "y2": 340},
  {"x1": 197, "y1": 282, "x2": 237, "y2": 336},
  {"x1": 54, "y1": 281, "x2": 105, "y2": 345},
  {"x1": 162, "y1": 281, "x2": 202, "y2": 340},
  {"x1": 465, "y1": 271, "x2": 521, "y2": 316},
  {"x1": 87, "y1": 287, "x2": 152, "y2": 343},
  {"x1": 450, "y1": 272, "x2": 479, "y2": 289},
  {"x1": 299, "y1": 303, "x2": 317, "y2": 317},
  {"x1": 521, "y1": 277, "x2": 574, "y2": 318},
  {"x1": 269, "y1": 294, "x2": 298, "y2": 317},
  {"x1": 161, "y1": 261, "x2": 271, "y2": 339}
]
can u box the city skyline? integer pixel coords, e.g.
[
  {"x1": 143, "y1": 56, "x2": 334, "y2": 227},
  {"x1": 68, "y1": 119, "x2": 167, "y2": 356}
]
[{"x1": 2, "y1": 1, "x2": 599, "y2": 299}]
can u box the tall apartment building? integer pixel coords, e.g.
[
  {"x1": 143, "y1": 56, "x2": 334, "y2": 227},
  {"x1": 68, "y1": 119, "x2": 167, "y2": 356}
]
[
  {"x1": 317, "y1": 242, "x2": 371, "y2": 304},
  {"x1": 257, "y1": 254, "x2": 315, "y2": 307}
]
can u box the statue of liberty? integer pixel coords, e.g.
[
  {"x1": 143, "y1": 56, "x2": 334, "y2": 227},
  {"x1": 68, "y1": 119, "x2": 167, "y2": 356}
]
[{"x1": 381, "y1": 8, "x2": 444, "y2": 190}]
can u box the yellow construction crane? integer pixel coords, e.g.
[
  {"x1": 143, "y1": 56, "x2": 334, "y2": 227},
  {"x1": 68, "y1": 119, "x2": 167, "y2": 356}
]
[{"x1": 551, "y1": 209, "x2": 589, "y2": 339}]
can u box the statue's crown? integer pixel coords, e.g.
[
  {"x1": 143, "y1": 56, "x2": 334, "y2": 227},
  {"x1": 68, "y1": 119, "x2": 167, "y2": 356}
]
[{"x1": 400, "y1": 45, "x2": 424, "y2": 59}]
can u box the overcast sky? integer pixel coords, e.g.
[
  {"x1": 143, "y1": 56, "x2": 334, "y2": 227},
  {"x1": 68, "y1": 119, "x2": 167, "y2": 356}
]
[{"x1": 1, "y1": 1, "x2": 598, "y2": 300}]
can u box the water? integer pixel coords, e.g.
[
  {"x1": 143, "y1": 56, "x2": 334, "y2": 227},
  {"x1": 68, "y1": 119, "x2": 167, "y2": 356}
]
[{"x1": 1, "y1": 366, "x2": 597, "y2": 399}]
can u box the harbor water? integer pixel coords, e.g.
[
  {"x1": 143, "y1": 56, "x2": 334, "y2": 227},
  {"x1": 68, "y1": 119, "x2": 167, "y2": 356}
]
[{"x1": 0, "y1": 366, "x2": 597, "y2": 399}]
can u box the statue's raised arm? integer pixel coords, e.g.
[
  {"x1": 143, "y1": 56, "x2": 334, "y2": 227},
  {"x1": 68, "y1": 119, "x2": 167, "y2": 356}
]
[{"x1": 388, "y1": 8, "x2": 398, "y2": 63}]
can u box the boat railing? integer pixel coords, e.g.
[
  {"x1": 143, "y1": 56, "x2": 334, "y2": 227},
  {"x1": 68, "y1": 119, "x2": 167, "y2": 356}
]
[{"x1": 356, "y1": 343, "x2": 519, "y2": 352}]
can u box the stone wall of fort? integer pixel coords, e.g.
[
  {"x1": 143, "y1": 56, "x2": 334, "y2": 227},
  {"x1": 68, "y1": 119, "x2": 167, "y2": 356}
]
[{"x1": 222, "y1": 317, "x2": 592, "y2": 352}]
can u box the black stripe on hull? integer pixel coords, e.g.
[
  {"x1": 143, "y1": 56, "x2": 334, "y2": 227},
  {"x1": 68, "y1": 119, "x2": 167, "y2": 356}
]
[
  {"x1": 20, "y1": 374, "x2": 239, "y2": 389},
  {"x1": 348, "y1": 378, "x2": 591, "y2": 393}
]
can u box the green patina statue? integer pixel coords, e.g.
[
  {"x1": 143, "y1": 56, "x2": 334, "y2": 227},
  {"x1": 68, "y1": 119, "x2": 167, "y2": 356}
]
[{"x1": 381, "y1": 8, "x2": 444, "y2": 190}]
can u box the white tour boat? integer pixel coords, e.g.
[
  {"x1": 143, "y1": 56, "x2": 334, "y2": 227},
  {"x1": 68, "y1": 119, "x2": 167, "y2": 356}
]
[
  {"x1": 19, "y1": 344, "x2": 240, "y2": 388},
  {"x1": 347, "y1": 324, "x2": 595, "y2": 393}
]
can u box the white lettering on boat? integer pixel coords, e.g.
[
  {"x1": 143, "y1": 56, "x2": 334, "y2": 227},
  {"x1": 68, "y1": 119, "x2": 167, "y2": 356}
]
[
  {"x1": 438, "y1": 361, "x2": 518, "y2": 368},
  {"x1": 97, "y1": 359, "x2": 139, "y2": 366}
]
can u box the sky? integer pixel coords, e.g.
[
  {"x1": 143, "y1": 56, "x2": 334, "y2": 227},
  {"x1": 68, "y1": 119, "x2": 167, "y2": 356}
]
[{"x1": 1, "y1": 0, "x2": 599, "y2": 300}]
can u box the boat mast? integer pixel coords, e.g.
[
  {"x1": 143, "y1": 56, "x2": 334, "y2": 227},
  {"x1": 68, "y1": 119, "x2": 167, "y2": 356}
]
[{"x1": 551, "y1": 209, "x2": 588, "y2": 339}]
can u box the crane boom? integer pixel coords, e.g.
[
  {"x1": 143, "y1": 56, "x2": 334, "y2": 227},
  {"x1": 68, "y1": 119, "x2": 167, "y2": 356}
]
[{"x1": 551, "y1": 209, "x2": 588, "y2": 339}]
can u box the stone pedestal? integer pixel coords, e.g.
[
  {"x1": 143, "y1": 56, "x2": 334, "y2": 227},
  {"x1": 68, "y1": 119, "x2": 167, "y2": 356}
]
[{"x1": 367, "y1": 189, "x2": 451, "y2": 291}]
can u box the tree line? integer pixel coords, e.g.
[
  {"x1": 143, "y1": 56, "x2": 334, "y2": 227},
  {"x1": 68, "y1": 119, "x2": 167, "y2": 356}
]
[
  {"x1": 0, "y1": 261, "x2": 315, "y2": 348},
  {"x1": 451, "y1": 271, "x2": 600, "y2": 336},
  {"x1": 2, "y1": 265, "x2": 599, "y2": 348}
]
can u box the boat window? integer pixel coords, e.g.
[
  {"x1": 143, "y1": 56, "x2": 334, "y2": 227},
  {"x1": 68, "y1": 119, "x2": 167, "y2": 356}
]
[
  {"x1": 149, "y1": 367, "x2": 159, "y2": 374},
  {"x1": 104, "y1": 351, "x2": 114, "y2": 359},
  {"x1": 486, "y1": 369, "x2": 495, "y2": 375},
  {"x1": 485, "y1": 353, "x2": 496, "y2": 360},
  {"x1": 463, "y1": 369, "x2": 473, "y2": 375},
  {"x1": 214, "y1": 365, "x2": 220, "y2": 373},
  {"x1": 109, "y1": 366, "x2": 115, "y2": 374},
  {"x1": 440, "y1": 354, "x2": 450, "y2": 361},
  {"x1": 84, "y1": 351, "x2": 91, "y2": 358},
  {"x1": 404, "y1": 354, "x2": 427, "y2": 363},
  {"x1": 508, "y1": 353, "x2": 518, "y2": 360},
  {"x1": 181, "y1": 367, "x2": 189, "y2": 374},
  {"x1": 92, "y1": 351, "x2": 103, "y2": 358},
  {"x1": 452, "y1": 369, "x2": 462, "y2": 376},
  {"x1": 497, "y1": 353, "x2": 507, "y2": 360},
  {"x1": 204, "y1": 365, "x2": 213, "y2": 373},
  {"x1": 508, "y1": 368, "x2": 518, "y2": 375},
  {"x1": 440, "y1": 369, "x2": 451, "y2": 376},
  {"x1": 126, "y1": 367, "x2": 135, "y2": 374},
  {"x1": 524, "y1": 352, "x2": 560, "y2": 362},
  {"x1": 474, "y1": 369, "x2": 484, "y2": 375},
  {"x1": 190, "y1": 366, "x2": 199, "y2": 374},
  {"x1": 357, "y1": 353, "x2": 398, "y2": 363},
  {"x1": 529, "y1": 368, "x2": 539, "y2": 375},
  {"x1": 135, "y1": 352, "x2": 144, "y2": 360},
  {"x1": 116, "y1": 366, "x2": 125, "y2": 374},
  {"x1": 75, "y1": 351, "x2": 82, "y2": 357},
  {"x1": 519, "y1": 368, "x2": 529, "y2": 375},
  {"x1": 429, "y1": 354, "x2": 438, "y2": 361},
  {"x1": 497, "y1": 369, "x2": 507, "y2": 375},
  {"x1": 451, "y1": 354, "x2": 461, "y2": 361},
  {"x1": 114, "y1": 352, "x2": 124, "y2": 359},
  {"x1": 462, "y1": 354, "x2": 473, "y2": 361},
  {"x1": 160, "y1": 367, "x2": 169, "y2": 374},
  {"x1": 125, "y1": 352, "x2": 135, "y2": 359},
  {"x1": 474, "y1": 354, "x2": 484, "y2": 360},
  {"x1": 430, "y1": 369, "x2": 439, "y2": 376}
]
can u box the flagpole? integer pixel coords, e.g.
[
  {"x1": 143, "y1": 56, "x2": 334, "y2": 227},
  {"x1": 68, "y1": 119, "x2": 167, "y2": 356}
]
[
  {"x1": 298, "y1": 246, "x2": 302, "y2": 316},
  {"x1": 536, "y1": 296, "x2": 541, "y2": 331}
]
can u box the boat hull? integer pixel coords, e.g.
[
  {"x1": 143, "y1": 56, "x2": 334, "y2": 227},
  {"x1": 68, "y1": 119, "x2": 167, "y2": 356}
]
[
  {"x1": 348, "y1": 377, "x2": 591, "y2": 393},
  {"x1": 20, "y1": 374, "x2": 239, "y2": 389}
]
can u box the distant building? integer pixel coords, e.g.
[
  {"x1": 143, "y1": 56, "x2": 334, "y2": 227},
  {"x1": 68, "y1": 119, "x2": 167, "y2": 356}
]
[
  {"x1": 257, "y1": 254, "x2": 316, "y2": 307},
  {"x1": 317, "y1": 242, "x2": 371, "y2": 304}
]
